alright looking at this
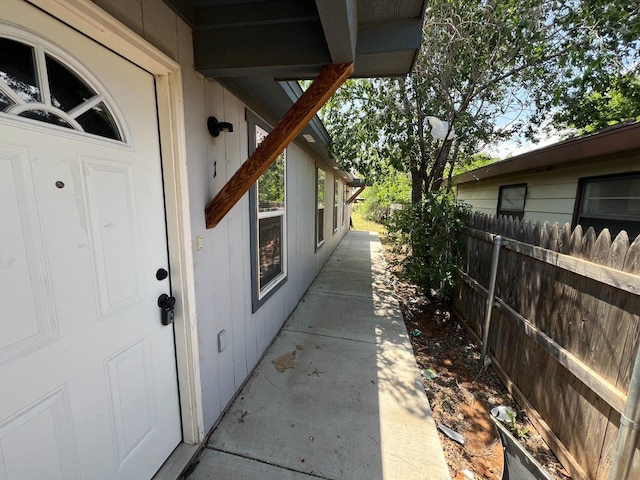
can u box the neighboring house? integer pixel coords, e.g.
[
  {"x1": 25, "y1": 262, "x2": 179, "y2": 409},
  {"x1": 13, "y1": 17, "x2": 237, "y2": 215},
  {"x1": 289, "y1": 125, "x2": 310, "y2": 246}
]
[
  {"x1": 453, "y1": 121, "x2": 640, "y2": 239},
  {"x1": 0, "y1": 1, "x2": 426, "y2": 479}
]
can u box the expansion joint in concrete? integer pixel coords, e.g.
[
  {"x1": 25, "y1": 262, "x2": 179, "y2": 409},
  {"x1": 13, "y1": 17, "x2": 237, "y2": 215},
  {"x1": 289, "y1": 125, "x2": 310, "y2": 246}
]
[{"x1": 205, "y1": 447, "x2": 332, "y2": 479}]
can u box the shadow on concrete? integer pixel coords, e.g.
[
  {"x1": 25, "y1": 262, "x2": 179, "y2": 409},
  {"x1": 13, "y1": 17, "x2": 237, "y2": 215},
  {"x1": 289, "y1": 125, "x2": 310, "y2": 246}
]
[{"x1": 188, "y1": 231, "x2": 449, "y2": 479}]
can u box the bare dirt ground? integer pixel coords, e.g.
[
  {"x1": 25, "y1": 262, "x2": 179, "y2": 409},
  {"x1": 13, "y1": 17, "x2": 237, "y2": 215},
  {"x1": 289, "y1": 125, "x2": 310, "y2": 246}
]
[{"x1": 380, "y1": 242, "x2": 572, "y2": 480}]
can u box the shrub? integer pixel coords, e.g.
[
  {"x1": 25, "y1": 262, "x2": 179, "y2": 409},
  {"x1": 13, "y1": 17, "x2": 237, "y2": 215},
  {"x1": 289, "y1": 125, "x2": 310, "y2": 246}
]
[
  {"x1": 385, "y1": 191, "x2": 469, "y2": 299},
  {"x1": 360, "y1": 171, "x2": 411, "y2": 223}
]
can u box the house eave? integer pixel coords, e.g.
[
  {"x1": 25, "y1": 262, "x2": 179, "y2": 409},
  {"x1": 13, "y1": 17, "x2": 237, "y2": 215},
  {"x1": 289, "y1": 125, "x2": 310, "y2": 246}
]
[
  {"x1": 163, "y1": 0, "x2": 426, "y2": 79},
  {"x1": 453, "y1": 122, "x2": 640, "y2": 186}
]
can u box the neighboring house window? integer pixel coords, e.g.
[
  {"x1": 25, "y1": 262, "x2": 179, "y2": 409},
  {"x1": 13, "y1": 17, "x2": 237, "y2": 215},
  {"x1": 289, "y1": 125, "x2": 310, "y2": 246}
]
[
  {"x1": 333, "y1": 178, "x2": 339, "y2": 232},
  {"x1": 497, "y1": 184, "x2": 527, "y2": 220},
  {"x1": 0, "y1": 36, "x2": 123, "y2": 141},
  {"x1": 575, "y1": 173, "x2": 640, "y2": 239},
  {"x1": 248, "y1": 115, "x2": 287, "y2": 311},
  {"x1": 316, "y1": 168, "x2": 325, "y2": 247}
]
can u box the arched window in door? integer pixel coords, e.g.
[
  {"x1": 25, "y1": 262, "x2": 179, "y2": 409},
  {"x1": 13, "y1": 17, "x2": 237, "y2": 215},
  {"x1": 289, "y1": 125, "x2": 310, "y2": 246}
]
[{"x1": 0, "y1": 35, "x2": 124, "y2": 141}]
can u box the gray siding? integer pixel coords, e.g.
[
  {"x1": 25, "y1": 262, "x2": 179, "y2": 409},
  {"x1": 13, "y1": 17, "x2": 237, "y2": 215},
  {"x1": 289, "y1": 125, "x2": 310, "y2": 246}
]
[{"x1": 95, "y1": 0, "x2": 350, "y2": 432}]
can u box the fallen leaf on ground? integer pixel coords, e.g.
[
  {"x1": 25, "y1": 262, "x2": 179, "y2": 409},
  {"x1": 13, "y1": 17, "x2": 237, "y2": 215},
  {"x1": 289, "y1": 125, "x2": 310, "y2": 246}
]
[{"x1": 273, "y1": 351, "x2": 297, "y2": 372}]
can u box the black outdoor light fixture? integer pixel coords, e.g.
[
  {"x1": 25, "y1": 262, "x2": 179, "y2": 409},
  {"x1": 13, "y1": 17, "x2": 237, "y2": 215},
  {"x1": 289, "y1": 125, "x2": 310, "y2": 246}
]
[{"x1": 207, "y1": 116, "x2": 234, "y2": 137}]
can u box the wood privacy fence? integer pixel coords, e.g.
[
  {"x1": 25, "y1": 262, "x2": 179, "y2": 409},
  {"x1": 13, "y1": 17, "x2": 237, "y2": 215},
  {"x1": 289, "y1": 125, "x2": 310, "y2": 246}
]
[{"x1": 453, "y1": 213, "x2": 640, "y2": 480}]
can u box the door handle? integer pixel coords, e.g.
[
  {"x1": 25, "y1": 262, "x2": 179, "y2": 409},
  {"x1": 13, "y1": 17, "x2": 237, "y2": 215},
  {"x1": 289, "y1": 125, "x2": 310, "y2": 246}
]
[{"x1": 157, "y1": 294, "x2": 175, "y2": 326}]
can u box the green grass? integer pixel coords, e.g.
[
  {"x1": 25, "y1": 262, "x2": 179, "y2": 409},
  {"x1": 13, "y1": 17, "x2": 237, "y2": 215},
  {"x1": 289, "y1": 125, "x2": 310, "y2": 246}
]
[{"x1": 351, "y1": 207, "x2": 385, "y2": 233}]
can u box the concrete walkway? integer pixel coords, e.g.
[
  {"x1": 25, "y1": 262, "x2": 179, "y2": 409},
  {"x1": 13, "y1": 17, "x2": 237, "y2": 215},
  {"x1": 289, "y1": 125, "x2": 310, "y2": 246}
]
[{"x1": 187, "y1": 231, "x2": 450, "y2": 480}]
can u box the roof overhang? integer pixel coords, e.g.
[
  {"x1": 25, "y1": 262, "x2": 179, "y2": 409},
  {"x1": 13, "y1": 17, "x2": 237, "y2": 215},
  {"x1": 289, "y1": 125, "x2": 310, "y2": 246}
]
[
  {"x1": 222, "y1": 77, "x2": 351, "y2": 180},
  {"x1": 163, "y1": 0, "x2": 426, "y2": 79},
  {"x1": 162, "y1": 0, "x2": 426, "y2": 176},
  {"x1": 453, "y1": 122, "x2": 640, "y2": 186},
  {"x1": 348, "y1": 178, "x2": 372, "y2": 187}
]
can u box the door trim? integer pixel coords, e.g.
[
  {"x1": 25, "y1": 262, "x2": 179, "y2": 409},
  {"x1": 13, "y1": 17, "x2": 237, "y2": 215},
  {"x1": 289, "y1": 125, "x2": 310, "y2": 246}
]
[{"x1": 26, "y1": 0, "x2": 205, "y2": 445}]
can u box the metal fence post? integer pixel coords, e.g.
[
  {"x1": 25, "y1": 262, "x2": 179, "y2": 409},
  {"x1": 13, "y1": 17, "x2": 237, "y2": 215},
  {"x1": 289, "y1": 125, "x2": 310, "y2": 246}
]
[
  {"x1": 481, "y1": 235, "x2": 502, "y2": 364},
  {"x1": 608, "y1": 341, "x2": 640, "y2": 480}
]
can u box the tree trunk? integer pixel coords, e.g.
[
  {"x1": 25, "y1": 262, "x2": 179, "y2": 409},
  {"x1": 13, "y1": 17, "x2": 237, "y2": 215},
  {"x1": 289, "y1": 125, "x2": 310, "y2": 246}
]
[
  {"x1": 428, "y1": 141, "x2": 452, "y2": 191},
  {"x1": 410, "y1": 167, "x2": 422, "y2": 204}
]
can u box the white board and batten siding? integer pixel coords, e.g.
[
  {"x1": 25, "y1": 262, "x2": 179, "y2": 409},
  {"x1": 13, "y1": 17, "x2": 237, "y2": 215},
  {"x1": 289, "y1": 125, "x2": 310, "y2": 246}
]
[
  {"x1": 201, "y1": 81, "x2": 350, "y2": 430},
  {"x1": 456, "y1": 155, "x2": 640, "y2": 225},
  {"x1": 19, "y1": 0, "x2": 352, "y2": 445}
]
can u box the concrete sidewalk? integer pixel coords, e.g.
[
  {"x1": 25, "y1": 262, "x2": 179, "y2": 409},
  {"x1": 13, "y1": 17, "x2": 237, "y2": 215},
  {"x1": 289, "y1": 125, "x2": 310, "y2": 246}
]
[{"x1": 187, "y1": 231, "x2": 450, "y2": 479}]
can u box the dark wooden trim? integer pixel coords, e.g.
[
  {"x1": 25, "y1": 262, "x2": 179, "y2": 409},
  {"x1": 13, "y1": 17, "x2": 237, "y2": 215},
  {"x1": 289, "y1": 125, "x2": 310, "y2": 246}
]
[
  {"x1": 346, "y1": 185, "x2": 365, "y2": 204},
  {"x1": 205, "y1": 63, "x2": 354, "y2": 229},
  {"x1": 571, "y1": 177, "x2": 586, "y2": 230}
]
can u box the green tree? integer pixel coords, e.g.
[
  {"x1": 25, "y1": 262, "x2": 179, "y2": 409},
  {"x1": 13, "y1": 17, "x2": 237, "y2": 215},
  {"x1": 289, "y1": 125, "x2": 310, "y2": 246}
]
[
  {"x1": 452, "y1": 153, "x2": 498, "y2": 176},
  {"x1": 359, "y1": 169, "x2": 411, "y2": 222},
  {"x1": 322, "y1": 0, "x2": 639, "y2": 204},
  {"x1": 553, "y1": 73, "x2": 640, "y2": 132}
]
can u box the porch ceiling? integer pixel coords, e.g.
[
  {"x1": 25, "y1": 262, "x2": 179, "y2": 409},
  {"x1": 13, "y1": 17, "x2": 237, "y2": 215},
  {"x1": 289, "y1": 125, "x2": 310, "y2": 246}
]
[{"x1": 162, "y1": 0, "x2": 426, "y2": 79}]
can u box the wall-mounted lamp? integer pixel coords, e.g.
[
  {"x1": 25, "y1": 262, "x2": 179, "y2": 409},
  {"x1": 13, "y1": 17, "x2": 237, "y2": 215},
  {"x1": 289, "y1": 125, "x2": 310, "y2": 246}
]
[{"x1": 207, "y1": 116, "x2": 234, "y2": 137}]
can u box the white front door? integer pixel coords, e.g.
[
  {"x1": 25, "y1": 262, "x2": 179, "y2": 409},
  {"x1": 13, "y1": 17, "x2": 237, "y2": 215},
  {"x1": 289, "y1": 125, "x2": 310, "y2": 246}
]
[{"x1": 0, "y1": 3, "x2": 181, "y2": 479}]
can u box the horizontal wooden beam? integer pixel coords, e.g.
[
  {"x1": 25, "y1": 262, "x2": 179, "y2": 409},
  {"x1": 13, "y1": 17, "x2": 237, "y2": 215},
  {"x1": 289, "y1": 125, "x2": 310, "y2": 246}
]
[
  {"x1": 494, "y1": 296, "x2": 627, "y2": 414},
  {"x1": 315, "y1": 0, "x2": 357, "y2": 64},
  {"x1": 459, "y1": 270, "x2": 627, "y2": 413},
  {"x1": 347, "y1": 186, "x2": 365, "y2": 204},
  {"x1": 453, "y1": 306, "x2": 590, "y2": 480},
  {"x1": 465, "y1": 227, "x2": 640, "y2": 296},
  {"x1": 205, "y1": 63, "x2": 354, "y2": 229},
  {"x1": 487, "y1": 347, "x2": 591, "y2": 480}
]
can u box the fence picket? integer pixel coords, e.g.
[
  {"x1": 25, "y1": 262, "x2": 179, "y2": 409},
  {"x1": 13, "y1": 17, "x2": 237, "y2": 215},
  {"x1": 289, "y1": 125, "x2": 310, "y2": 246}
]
[{"x1": 455, "y1": 213, "x2": 640, "y2": 480}]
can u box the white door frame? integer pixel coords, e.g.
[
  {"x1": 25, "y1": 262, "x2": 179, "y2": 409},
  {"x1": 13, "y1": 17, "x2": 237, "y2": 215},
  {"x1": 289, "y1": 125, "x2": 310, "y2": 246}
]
[{"x1": 26, "y1": 0, "x2": 205, "y2": 446}]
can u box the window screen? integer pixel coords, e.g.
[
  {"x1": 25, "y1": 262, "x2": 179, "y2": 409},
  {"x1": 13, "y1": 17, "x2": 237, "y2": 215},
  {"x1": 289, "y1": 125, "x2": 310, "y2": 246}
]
[
  {"x1": 497, "y1": 184, "x2": 527, "y2": 220},
  {"x1": 576, "y1": 173, "x2": 640, "y2": 239},
  {"x1": 317, "y1": 168, "x2": 325, "y2": 246},
  {"x1": 248, "y1": 115, "x2": 288, "y2": 311}
]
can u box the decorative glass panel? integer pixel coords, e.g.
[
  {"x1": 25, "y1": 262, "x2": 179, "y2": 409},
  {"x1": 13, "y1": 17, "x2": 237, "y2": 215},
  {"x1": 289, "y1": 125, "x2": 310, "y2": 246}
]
[
  {"x1": 0, "y1": 38, "x2": 40, "y2": 104},
  {"x1": 0, "y1": 36, "x2": 123, "y2": 141},
  {"x1": 77, "y1": 102, "x2": 121, "y2": 140},
  {"x1": 0, "y1": 90, "x2": 12, "y2": 111},
  {"x1": 46, "y1": 54, "x2": 95, "y2": 112},
  {"x1": 19, "y1": 110, "x2": 73, "y2": 129},
  {"x1": 258, "y1": 216, "x2": 283, "y2": 289}
]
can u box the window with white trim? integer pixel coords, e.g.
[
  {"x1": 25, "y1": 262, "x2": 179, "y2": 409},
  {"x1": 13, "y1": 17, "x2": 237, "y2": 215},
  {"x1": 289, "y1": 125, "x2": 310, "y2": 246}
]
[
  {"x1": 248, "y1": 116, "x2": 287, "y2": 311},
  {"x1": 333, "y1": 178, "x2": 339, "y2": 233},
  {"x1": 0, "y1": 36, "x2": 122, "y2": 141},
  {"x1": 316, "y1": 168, "x2": 325, "y2": 247},
  {"x1": 342, "y1": 184, "x2": 347, "y2": 226}
]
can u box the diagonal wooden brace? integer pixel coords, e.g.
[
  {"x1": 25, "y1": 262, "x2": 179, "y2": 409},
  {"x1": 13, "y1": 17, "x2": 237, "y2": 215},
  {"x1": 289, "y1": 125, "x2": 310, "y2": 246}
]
[
  {"x1": 347, "y1": 186, "x2": 366, "y2": 204},
  {"x1": 205, "y1": 63, "x2": 354, "y2": 229}
]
